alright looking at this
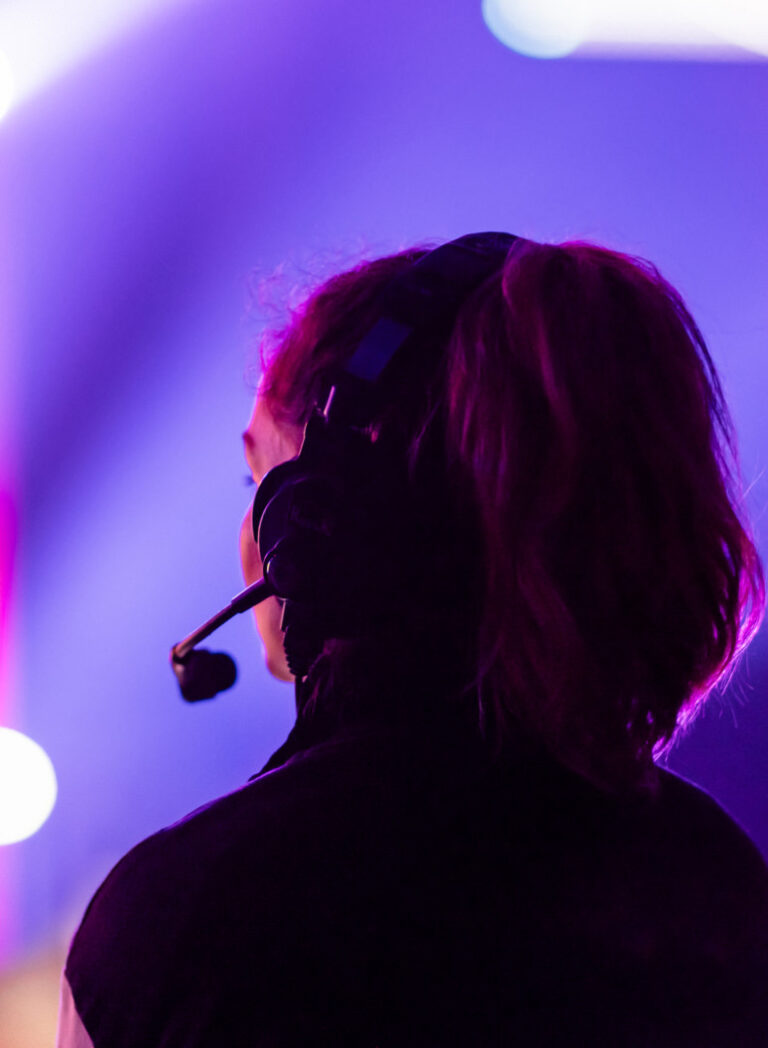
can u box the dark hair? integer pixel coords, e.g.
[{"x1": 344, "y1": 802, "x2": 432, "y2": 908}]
[{"x1": 256, "y1": 239, "x2": 764, "y2": 790}]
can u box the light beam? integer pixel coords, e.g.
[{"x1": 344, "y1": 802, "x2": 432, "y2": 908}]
[{"x1": 0, "y1": 0, "x2": 188, "y2": 120}]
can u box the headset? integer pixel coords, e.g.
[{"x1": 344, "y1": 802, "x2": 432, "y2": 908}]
[{"x1": 170, "y1": 231, "x2": 520, "y2": 702}]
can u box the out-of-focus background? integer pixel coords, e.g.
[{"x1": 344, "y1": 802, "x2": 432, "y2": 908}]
[{"x1": 0, "y1": 0, "x2": 766, "y2": 1042}]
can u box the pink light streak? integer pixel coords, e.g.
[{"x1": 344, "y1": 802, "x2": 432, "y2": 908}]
[{"x1": 0, "y1": 158, "x2": 18, "y2": 965}]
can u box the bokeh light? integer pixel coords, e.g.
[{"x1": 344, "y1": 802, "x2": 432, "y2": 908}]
[
  {"x1": 482, "y1": 0, "x2": 592, "y2": 59},
  {"x1": 483, "y1": 0, "x2": 768, "y2": 59},
  {"x1": 0, "y1": 729, "x2": 57, "y2": 845}
]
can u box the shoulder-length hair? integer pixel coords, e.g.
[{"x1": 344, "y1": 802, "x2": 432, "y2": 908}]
[{"x1": 257, "y1": 239, "x2": 764, "y2": 790}]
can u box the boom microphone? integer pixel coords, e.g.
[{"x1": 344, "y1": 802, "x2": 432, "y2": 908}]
[
  {"x1": 170, "y1": 577, "x2": 274, "y2": 702},
  {"x1": 172, "y1": 650, "x2": 238, "y2": 703}
]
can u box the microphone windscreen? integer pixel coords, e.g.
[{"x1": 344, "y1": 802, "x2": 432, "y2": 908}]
[{"x1": 172, "y1": 649, "x2": 238, "y2": 703}]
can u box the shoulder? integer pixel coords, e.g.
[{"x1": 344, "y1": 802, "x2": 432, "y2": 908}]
[
  {"x1": 70, "y1": 736, "x2": 372, "y2": 933},
  {"x1": 654, "y1": 765, "x2": 768, "y2": 887},
  {"x1": 643, "y1": 767, "x2": 768, "y2": 980},
  {"x1": 64, "y1": 731, "x2": 424, "y2": 1046},
  {"x1": 62, "y1": 745, "x2": 352, "y2": 1044},
  {"x1": 67, "y1": 727, "x2": 414, "y2": 936},
  {"x1": 649, "y1": 769, "x2": 768, "y2": 1038}
]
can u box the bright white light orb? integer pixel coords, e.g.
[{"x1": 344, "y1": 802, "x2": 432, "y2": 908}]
[
  {"x1": 482, "y1": 0, "x2": 593, "y2": 58},
  {"x1": 0, "y1": 728, "x2": 57, "y2": 845},
  {"x1": 482, "y1": 0, "x2": 768, "y2": 60},
  {"x1": 0, "y1": 51, "x2": 14, "y2": 121}
]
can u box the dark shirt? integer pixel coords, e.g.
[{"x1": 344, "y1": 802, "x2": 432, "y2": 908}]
[{"x1": 63, "y1": 697, "x2": 768, "y2": 1046}]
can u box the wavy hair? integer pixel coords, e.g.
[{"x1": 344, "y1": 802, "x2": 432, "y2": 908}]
[{"x1": 257, "y1": 239, "x2": 764, "y2": 790}]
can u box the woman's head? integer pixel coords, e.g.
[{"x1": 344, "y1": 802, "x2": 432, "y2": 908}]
[{"x1": 251, "y1": 237, "x2": 764, "y2": 789}]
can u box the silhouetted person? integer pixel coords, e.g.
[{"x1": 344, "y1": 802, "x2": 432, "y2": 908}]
[{"x1": 59, "y1": 236, "x2": 768, "y2": 1046}]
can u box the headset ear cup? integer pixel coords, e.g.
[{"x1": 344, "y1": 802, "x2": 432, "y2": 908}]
[
  {"x1": 254, "y1": 462, "x2": 342, "y2": 605},
  {"x1": 251, "y1": 460, "x2": 300, "y2": 552},
  {"x1": 250, "y1": 409, "x2": 420, "y2": 648}
]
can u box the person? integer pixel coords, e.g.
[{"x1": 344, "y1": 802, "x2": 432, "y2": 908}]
[{"x1": 58, "y1": 234, "x2": 768, "y2": 1046}]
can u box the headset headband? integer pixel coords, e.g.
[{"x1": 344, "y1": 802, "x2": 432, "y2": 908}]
[{"x1": 342, "y1": 231, "x2": 519, "y2": 387}]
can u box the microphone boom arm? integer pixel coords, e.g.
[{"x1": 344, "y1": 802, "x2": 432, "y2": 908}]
[{"x1": 171, "y1": 577, "x2": 274, "y2": 665}]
